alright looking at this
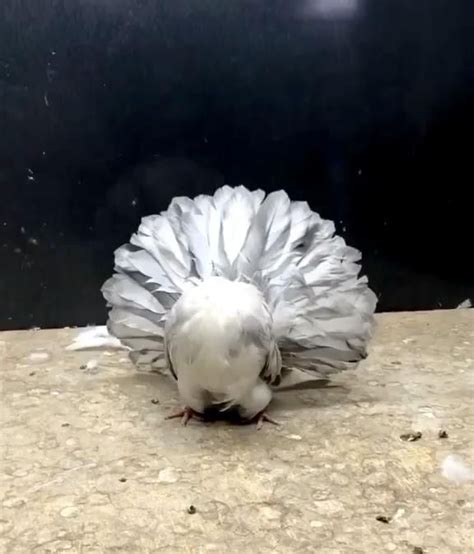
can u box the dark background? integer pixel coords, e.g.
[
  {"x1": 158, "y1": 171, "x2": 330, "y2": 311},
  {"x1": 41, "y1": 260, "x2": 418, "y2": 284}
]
[{"x1": 1, "y1": 0, "x2": 473, "y2": 330}]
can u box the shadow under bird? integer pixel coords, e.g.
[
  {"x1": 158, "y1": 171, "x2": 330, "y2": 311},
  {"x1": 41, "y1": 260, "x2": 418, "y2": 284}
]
[{"x1": 101, "y1": 185, "x2": 377, "y2": 427}]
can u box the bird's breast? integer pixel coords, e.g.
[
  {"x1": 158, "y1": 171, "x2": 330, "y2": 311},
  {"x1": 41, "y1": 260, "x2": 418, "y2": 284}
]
[{"x1": 165, "y1": 277, "x2": 272, "y2": 401}]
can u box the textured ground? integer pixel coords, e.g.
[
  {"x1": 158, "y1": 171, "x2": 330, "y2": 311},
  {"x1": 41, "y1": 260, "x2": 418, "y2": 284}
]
[{"x1": 1, "y1": 310, "x2": 473, "y2": 553}]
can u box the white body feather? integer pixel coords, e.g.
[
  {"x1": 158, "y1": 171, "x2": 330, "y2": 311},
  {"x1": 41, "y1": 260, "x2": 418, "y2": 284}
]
[
  {"x1": 102, "y1": 185, "x2": 377, "y2": 418},
  {"x1": 165, "y1": 277, "x2": 276, "y2": 418}
]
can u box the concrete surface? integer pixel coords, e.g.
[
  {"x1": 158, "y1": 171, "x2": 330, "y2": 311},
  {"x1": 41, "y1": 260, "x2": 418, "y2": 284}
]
[{"x1": 1, "y1": 310, "x2": 473, "y2": 553}]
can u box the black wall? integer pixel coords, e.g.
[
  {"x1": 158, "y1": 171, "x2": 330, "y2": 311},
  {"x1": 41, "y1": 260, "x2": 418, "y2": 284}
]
[{"x1": 1, "y1": 0, "x2": 473, "y2": 330}]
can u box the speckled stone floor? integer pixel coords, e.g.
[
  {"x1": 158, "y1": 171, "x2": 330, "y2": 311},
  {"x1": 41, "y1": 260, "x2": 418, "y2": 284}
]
[{"x1": 1, "y1": 310, "x2": 473, "y2": 553}]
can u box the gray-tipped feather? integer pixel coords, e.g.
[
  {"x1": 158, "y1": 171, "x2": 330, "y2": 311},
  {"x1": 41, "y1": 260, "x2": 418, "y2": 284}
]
[{"x1": 103, "y1": 185, "x2": 376, "y2": 378}]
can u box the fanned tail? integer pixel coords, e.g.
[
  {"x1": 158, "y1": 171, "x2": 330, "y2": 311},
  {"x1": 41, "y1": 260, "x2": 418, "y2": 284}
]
[
  {"x1": 261, "y1": 205, "x2": 377, "y2": 377},
  {"x1": 101, "y1": 185, "x2": 377, "y2": 378}
]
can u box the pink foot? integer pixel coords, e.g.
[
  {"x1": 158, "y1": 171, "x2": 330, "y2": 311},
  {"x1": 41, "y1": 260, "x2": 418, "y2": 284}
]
[
  {"x1": 255, "y1": 412, "x2": 281, "y2": 430},
  {"x1": 165, "y1": 406, "x2": 196, "y2": 426}
]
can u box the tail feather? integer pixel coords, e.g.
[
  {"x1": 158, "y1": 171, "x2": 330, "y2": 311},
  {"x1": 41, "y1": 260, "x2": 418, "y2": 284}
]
[
  {"x1": 235, "y1": 190, "x2": 293, "y2": 279},
  {"x1": 102, "y1": 274, "x2": 166, "y2": 315},
  {"x1": 109, "y1": 307, "x2": 164, "y2": 336},
  {"x1": 181, "y1": 212, "x2": 213, "y2": 278},
  {"x1": 102, "y1": 185, "x2": 377, "y2": 377}
]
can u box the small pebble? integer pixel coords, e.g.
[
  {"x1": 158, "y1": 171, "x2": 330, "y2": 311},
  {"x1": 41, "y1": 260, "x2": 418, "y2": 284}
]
[
  {"x1": 29, "y1": 371, "x2": 36, "y2": 376},
  {"x1": 400, "y1": 431, "x2": 422, "y2": 442},
  {"x1": 79, "y1": 364, "x2": 86, "y2": 370},
  {"x1": 61, "y1": 423, "x2": 70, "y2": 427},
  {"x1": 438, "y1": 430, "x2": 448, "y2": 439},
  {"x1": 187, "y1": 505, "x2": 196, "y2": 514},
  {"x1": 119, "y1": 477, "x2": 127, "y2": 483},
  {"x1": 375, "y1": 515, "x2": 391, "y2": 524},
  {"x1": 158, "y1": 467, "x2": 179, "y2": 483},
  {"x1": 412, "y1": 547, "x2": 424, "y2": 554},
  {"x1": 151, "y1": 399, "x2": 160, "y2": 405}
]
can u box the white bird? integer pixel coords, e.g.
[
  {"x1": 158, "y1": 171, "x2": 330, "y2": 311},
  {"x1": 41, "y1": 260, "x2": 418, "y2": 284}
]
[{"x1": 101, "y1": 185, "x2": 377, "y2": 427}]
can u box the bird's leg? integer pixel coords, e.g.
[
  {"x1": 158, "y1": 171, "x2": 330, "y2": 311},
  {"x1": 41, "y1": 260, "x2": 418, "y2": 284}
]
[
  {"x1": 165, "y1": 406, "x2": 196, "y2": 426},
  {"x1": 237, "y1": 382, "x2": 280, "y2": 429},
  {"x1": 255, "y1": 412, "x2": 281, "y2": 430}
]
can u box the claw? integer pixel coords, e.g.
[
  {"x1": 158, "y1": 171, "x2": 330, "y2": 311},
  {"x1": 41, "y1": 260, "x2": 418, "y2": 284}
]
[
  {"x1": 256, "y1": 412, "x2": 280, "y2": 430},
  {"x1": 165, "y1": 406, "x2": 195, "y2": 426}
]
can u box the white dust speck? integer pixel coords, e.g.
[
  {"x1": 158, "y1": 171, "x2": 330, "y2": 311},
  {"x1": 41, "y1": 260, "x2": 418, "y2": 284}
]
[
  {"x1": 28, "y1": 237, "x2": 39, "y2": 246},
  {"x1": 28, "y1": 351, "x2": 50, "y2": 362},
  {"x1": 158, "y1": 467, "x2": 179, "y2": 483},
  {"x1": 44, "y1": 92, "x2": 50, "y2": 107},
  {"x1": 287, "y1": 434, "x2": 302, "y2": 441},
  {"x1": 441, "y1": 454, "x2": 474, "y2": 483},
  {"x1": 418, "y1": 406, "x2": 435, "y2": 416},
  {"x1": 66, "y1": 325, "x2": 127, "y2": 351},
  {"x1": 391, "y1": 508, "x2": 405, "y2": 520},
  {"x1": 310, "y1": 520, "x2": 324, "y2": 528},
  {"x1": 402, "y1": 338, "x2": 416, "y2": 344},
  {"x1": 259, "y1": 506, "x2": 281, "y2": 520},
  {"x1": 85, "y1": 359, "x2": 98, "y2": 371},
  {"x1": 60, "y1": 506, "x2": 79, "y2": 518},
  {"x1": 313, "y1": 499, "x2": 344, "y2": 515},
  {"x1": 456, "y1": 298, "x2": 472, "y2": 309}
]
